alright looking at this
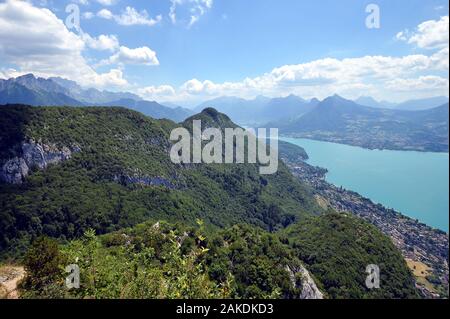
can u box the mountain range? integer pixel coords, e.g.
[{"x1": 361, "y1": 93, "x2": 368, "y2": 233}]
[
  {"x1": 355, "y1": 95, "x2": 449, "y2": 111},
  {"x1": 0, "y1": 74, "x2": 193, "y2": 122},
  {"x1": 1, "y1": 74, "x2": 448, "y2": 152},
  {"x1": 268, "y1": 95, "x2": 449, "y2": 152},
  {"x1": 195, "y1": 95, "x2": 448, "y2": 125}
]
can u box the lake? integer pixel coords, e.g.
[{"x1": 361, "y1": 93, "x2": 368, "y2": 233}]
[{"x1": 280, "y1": 137, "x2": 449, "y2": 232}]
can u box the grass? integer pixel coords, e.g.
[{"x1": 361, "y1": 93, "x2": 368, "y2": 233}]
[
  {"x1": 406, "y1": 259, "x2": 432, "y2": 277},
  {"x1": 406, "y1": 259, "x2": 436, "y2": 293}
]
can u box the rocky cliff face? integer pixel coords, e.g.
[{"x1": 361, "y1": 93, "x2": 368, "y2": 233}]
[
  {"x1": 113, "y1": 174, "x2": 175, "y2": 188},
  {"x1": 0, "y1": 142, "x2": 80, "y2": 184},
  {"x1": 0, "y1": 141, "x2": 176, "y2": 188},
  {"x1": 286, "y1": 264, "x2": 324, "y2": 299},
  {"x1": 0, "y1": 158, "x2": 28, "y2": 184}
]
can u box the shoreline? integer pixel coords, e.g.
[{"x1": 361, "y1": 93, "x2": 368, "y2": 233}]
[
  {"x1": 279, "y1": 135, "x2": 450, "y2": 154},
  {"x1": 279, "y1": 136, "x2": 449, "y2": 232}
]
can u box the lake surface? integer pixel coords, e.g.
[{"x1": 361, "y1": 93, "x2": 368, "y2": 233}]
[{"x1": 280, "y1": 137, "x2": 449, "y2": 232}]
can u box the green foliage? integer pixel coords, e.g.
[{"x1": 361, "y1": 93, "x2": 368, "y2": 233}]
[
  {"x1": 19, "y1": 221, "x2": 303, "y2": 299},
  {"x1": 206, "y1": 224, "x2": 302, "y2": 299},
  {"x1": 283, "y1": 213, "x2": 418, "y2": 299},
  {"x1": 19, "y1": 236, "x2": 66, "y2": 298},
  {"x1": 20, "y1": 223, "x2": 232, "y2": 299},
  {"x1": 0, "y1": 104, "x2": 31, "y2": 159},
  {"x1": 22, "y1": 237, "x2": 63, "y2": 284}
]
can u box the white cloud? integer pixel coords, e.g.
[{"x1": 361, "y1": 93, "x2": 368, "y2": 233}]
[
  {"x1": 397, "y1": 16, "x2": 449, "y2": 49},
  {"x1": 430, "y1": 47, "x2": 449, "y2": 69},
  {"x1": 97, "y1": 6, "x2": 162, "y2": 26},
  {"x1": 170, "y1": 0, "x2": 213, "y2": 27},
  {"x1": 0, "y1": 0, "x2": 128, "y2": 88},
  {"x1": 97, "y1": 8, "x2": 114, "y2": 19},
  {"x1": 104, "y1": 46, "x2": 160, "y2": 66},
  {"x1": 139, "y1": 49, "x2": 448, "y2": 104},
  {"x1": 179, "y1": 53, "x2": 447, "y2": 96},
  {"x1": 83, "y1": 11, "x2": 94, "y2": 19},
  {"x1": 181, "y1": 78, "x2": 218, "y2": 94},
  {"x1": 395, "y1": 31, "x2": 408, "y2": 41},
  {"x1": 137, "y1": 85, "x2": 176, "y2": 100},
  {"x1": 93, "y1": 68, "x2": 128, "y2": 87},
  {"x1": 386, "y1": 75, "x2": 449, "y2": 92},
  {"x1": 96, "y1": 0, "x2": 117, "y2": 5},
  {"x1": 74, "y1": 0, "x2": 115, "y2": 6},
  {"x1": 82, "y1": 33, "x2": 119, "y2": 51}
]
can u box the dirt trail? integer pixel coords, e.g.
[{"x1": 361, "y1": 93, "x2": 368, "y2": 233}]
[{"x1": 0, "y1": 266, "x2": 25, "y2": 299}]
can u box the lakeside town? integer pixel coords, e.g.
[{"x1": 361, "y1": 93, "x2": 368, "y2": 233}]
[{"x1": 281, "y1": 152, "x2": 449, "y2": 298}]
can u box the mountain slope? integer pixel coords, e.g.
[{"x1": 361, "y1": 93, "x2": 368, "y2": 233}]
[
  {"x1": 354, "y1": 96, "x2": 397, "y2": 109},
  {"x1": 394, "y1": 96, "x2": 449, "y2": 111},
  {"x1": 49, "y1": 77, "x2": 141, "y2": 104},
  {"x1": 271, "y1": 95, "x2": 449, "y2": 152},
  {"x1": 9, "y1": 74, "x2": 70, "y2": 95},
  {"x1": 0, "y1": 78, "x2": 84, "y2": 107},
  {"x1": 0, "y1": 74, "x2": 192, "y2": 122},
  {"x1": 284, "y1": 213, "x2": 418, "y2": 299},
  {"x1": 354, "y1": 96, "x2": 449, "y2": 110},
  {"x1": 0, "y1": 105, "x2": 319, "y2": 258}
]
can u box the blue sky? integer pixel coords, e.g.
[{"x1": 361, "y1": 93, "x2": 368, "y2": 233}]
[{"x1": 0, "y1": 0, "x2": 448, "y2": 105}]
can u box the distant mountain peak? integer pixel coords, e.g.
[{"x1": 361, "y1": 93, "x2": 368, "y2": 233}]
[
  {"x1": 394, "y1": 96, "x2": 449, "y2": 111},
  {"x1": 356, "y1": 96, "x2": 378, "y2": 103},
  {"x1": 16, "y1": 73, "x2": 36, "y2": 80},
  {"x1": 323, "y1": 94, "x2": 351, "y2": 104},
  {"x1": 49, "y1": 76, "x2": 79, "y2": 88},
  {"x1": 332, "y1": 93, "x2": 345, "y2": 99},
  {"x1": 354, "y1": 96, "x2": 397, "y2": 109}
]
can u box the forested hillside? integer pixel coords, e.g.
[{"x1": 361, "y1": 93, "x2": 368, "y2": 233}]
[
  {"x1": 18, "y1": 216, "x2": 417, "y2": 299},
  {"x1": 0, "y1": 105, "x2": 317, "y2": 258},
  {"x1": 283, "y1": 213, "x2": 418, "y2": 298}
]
